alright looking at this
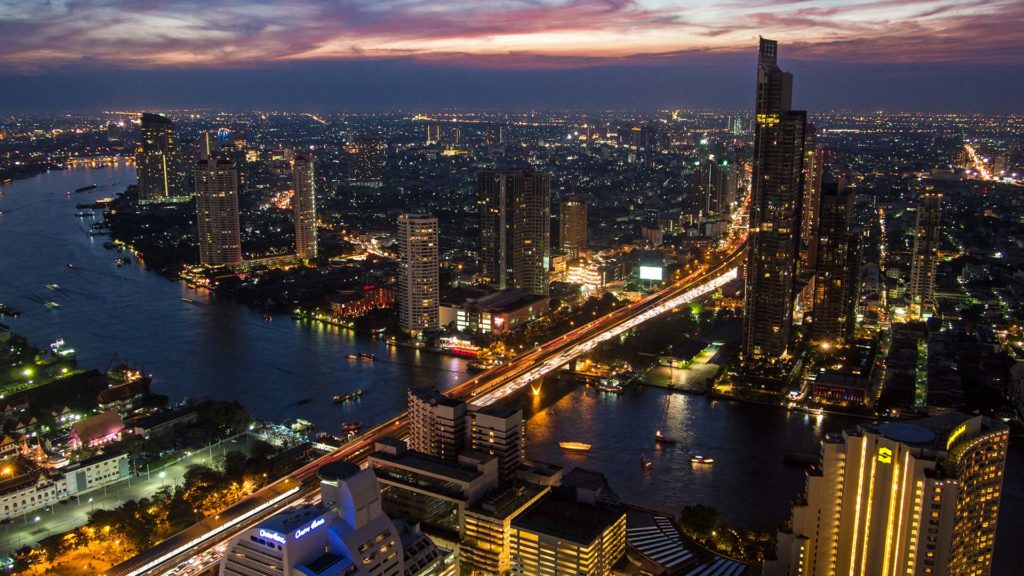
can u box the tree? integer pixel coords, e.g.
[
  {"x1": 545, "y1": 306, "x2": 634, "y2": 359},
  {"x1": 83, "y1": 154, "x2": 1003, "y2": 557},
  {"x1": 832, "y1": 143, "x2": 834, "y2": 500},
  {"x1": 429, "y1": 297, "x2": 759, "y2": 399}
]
[{"x1": 678, "y1": 504, "x2": 721, "y2": 540}]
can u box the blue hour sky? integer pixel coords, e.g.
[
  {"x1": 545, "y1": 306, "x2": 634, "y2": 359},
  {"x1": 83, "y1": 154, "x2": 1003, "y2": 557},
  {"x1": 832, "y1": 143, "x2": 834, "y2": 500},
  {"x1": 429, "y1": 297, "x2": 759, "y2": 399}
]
[{"x1": 1, "y1": 0, "x2": 1021, "y2": 112}]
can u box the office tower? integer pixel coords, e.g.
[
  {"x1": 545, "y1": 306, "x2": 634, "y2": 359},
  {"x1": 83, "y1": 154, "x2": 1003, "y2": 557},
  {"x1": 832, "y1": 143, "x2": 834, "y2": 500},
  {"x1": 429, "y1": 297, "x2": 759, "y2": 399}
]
[
  {"x1": 467, "y1": 406, "x2": 524, "y2": 479},
  {"x1": 426, "y1": 123, "x2": 441, "y2": 145},
  {"x1": 106, "y1": 121, "x2": 121, "y2": 143},
  {"x1": 800, "y1": 125, "x2": 825, "y2": 271},
  {"x1": 811, "y1": 180, "x2": 857, "y2": 344},
  {"x1": 478, "y1": 171, "x2": 552, "y2": 296},
  {"x1": 398, "y1": 214, "x2": 440, "y2": 335},
  {"x1": 351, "y1": 135, "x2": 385, "y2": 183},
  {"x1": 485, "y1": 123, "x2": 508, "y2": 147},
  {"x1": 194, "y1": 158, "x2": 242, "y2": 267},
  {"x1": 558, "y1": 197, "x2": 587, "y2": 260},
  {"x1": 293, "y1": 153, "x2": 318, "y2": 261},
  {"x1": 446, "y1": 126, "x2": 461, "y2": 147},
  {"x1": 509, "y1": 489, "x2": 627, "y2": 576},
  {"x1": 219, "y1": 462, "x2": 454, "y2": 576},
  {"x1": 766, "y1": 413, "x2": 1008, "y2": 576},
  {"x1": 199, "y1": 131, "x2": 221, "y2": 160},
  {"x1": 697, "y1": 157, "x2": 738, "y2": 218},
  {"x1": 136, "y1": 112, "x2": 188, "y2": 202},
  {"x1": 909, "y1": 192, "x2": 943, "y2": 317},
  {"x1": 408, "y1": 388, "x2": 467, "y2": 460},
  {"x1": 741, "y1": 38, "x2": 807, "y2": 360}
]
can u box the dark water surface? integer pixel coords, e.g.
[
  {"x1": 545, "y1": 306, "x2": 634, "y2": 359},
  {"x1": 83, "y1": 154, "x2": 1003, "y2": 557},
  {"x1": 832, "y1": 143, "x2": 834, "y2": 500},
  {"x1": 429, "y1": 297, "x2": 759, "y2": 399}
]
[{"x1": 0, "y1": 166, "x2": 1019, "y2": 574}]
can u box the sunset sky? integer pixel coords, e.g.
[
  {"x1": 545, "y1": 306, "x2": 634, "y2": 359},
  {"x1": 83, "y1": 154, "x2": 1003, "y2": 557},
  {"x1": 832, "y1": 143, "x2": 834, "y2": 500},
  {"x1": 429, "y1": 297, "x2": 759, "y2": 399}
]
[{"x1": 2, "y1": 0, "x2": 1022, "y2": 112}]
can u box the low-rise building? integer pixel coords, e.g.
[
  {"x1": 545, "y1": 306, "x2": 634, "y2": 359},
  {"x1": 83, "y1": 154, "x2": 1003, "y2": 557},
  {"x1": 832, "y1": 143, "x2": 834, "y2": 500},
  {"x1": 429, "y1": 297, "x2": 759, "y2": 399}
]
[
  {"x1": 68, "y1": 410, "x2": 124, "y2": 450},
  {"x1": 441, "y1": 289, "x2": 548, "y2": 335}
]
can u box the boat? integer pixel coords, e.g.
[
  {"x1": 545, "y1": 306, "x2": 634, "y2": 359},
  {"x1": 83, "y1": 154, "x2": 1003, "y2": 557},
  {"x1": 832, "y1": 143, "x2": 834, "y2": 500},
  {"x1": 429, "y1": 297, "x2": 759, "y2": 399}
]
[
  {"x1": 467, "y1": 360, "x2": 489, "y2": 373},
  {"x1": 0, "y1": 304, "x2": 20, "y2": 317},
  {"x1": 358, "y1": 352, "x2": 375, "y2": 361},
  {"x1": 333, "y1": 389, "x2": 364, "y2": 403},
  {"x1": 44, "y1": 300, "x2": 60, "y2": 309},
  {"x1": 263, "y1": 313, "x2": 272, "y2": 321},
  {"x1": 46, "y1": 283, "x2": 60, "y2": 291},
  {"x1": 114, "y1": 257, "x2": 129, "y2": 267},
  {"x1": 345, "y1": 354, "x2": 359, "y2": 361},
  {"x1": 690, "y1": 455, "x2": 714, "y2": 465},
  {"x1": 595, "y1": 379, "x2": 624, "y2": 394},
  {"x1": 290, "y1": 419, "x2": 315, "y2": 433},
  {"x1": 341, "y1": 422, "x2": 362, "y2": 432},
  {"x1": 559, "y1": 441, "x2": 592, "y2": 452},
  {"x1": 74, "y1": 184, "x2": 98, "y2": 193},
  {"x1": 640, "y1": 456, "x2": 653, "y2": 471},
  {"x1": 50, "y1": 338, "x2": 76, "y2": 358},
  {"x1": 181, "y1": 297, "x2": 195, "y2": 304},
  {"x1": 654, "y1": 431, "x2": 677, "y2": 445},
  {"x1": 75, "y1": 212, "x2": 95, "y2": 217},
  {"x1": 66, "y1": 263, "x2": 74, "y2": 269}
]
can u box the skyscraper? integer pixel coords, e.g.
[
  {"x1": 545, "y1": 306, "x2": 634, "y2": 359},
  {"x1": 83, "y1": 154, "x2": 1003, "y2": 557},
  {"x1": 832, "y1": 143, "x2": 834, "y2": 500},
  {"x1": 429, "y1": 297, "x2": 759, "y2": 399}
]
[
  {"x1": 293, "y1": 153, "x2": 317, "y2": 261},
  {"x1": 558, "y1": 197, "x2": 587, "y2": 260},
  {"x1": 194, "y1": 158, "x2": 242, "y2": 267},
  {"x1": 697, "y1": 156, "x2": 738, "y2": 218},
  {"x1": 398, "y1": 214, "x2": 439, "y2": 335},
  {"x1": 800, "y1": 125, "x2": 825, "y2": 271},
  {"x1": 136, "y1": 113, "x2": 188, "y2": 202},
  {"x1": 351, "y1": 135, "x2": 385, "y2": 184},
  {"x1": 909, "y1": 191, "x2": 943, "y2": 317},
  {"x1": 812, "y1": 180, "x2": 857, "y2": 344},
  {"x1": 425, "y1": 123, "x2": 440, "y2": 145},
  {"x1": 485, "y1": 123, "x2": 508, "y2": 147},
  {"x1": 766, "y1": 413, "x2": 1008, "y2": 576},
  {"x1": 478, "y1": 171, "x2": 551, "y2": 296},
  {"x1": 742, "y1": 38, "x2": 807, "y2": 361}
]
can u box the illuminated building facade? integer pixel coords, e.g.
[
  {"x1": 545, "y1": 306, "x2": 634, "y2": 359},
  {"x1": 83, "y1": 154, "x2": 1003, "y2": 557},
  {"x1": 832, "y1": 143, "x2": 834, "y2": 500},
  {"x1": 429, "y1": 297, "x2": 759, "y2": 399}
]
[
  {"x1": 136, "y1": 112, "x2": 188, "y2": 202},
  {"x1": 219, "y1": 462, "x2": 451, "y2": 576},
  {"x1": 909, "y1": 192, "x2": 943, "y2": 317},
  {"x1": 800, "y1": 125, "x2": 825, "y2": 271},
  {"x1": 292, "y1": 153, "x2": 317, "y2": 261},
  {"x1": 766, "y1": 413, "x2": 1008, "y2": 576},
  {"x1": 397, "y1": 214, "x2": 439, "y2": 335},
  {"x1": 468, "y1": 406, "x2": 524, "y2": 479},
  {"x1": 811, "y1": 180, "x2": 857, "y2": 344},
  {"x1": 558, "y1": 197, "x2": 588, "y2": 260},
  {"x1": 478, "y1": 171, "x2": 552, "y2": 296},
  {"x1": 463, "y1": 483, "x2": 551, "y2": 575},
  {"x1": 195, "y1": 158, "x2": 243, "y2": 267},
  {"x1": 407, "y1": 388, "x2": 467, "y2": 460},
  {"x1": 509, "y1": 490, "x2": 626, "y2": 576},
  {"x1": 742, "y1": 38, "x2": 806, "y2": 360}
]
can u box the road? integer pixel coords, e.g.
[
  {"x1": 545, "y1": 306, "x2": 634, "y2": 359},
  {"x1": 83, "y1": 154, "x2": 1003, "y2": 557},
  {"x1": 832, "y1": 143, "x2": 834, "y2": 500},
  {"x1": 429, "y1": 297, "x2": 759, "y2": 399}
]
[
  {"x1": 2, "y1": 436, "x2": 249, "y2": 557},
  {"x1": 106, "y1": 240, "x2": 747, "y2": 576}
]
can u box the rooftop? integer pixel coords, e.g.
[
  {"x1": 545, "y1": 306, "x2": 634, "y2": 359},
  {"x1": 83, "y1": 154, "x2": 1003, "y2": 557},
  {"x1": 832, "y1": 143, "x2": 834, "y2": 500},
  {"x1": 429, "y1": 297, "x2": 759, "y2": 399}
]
[{"x1": 512, "y1": 493, "x2": 624, "y2": 546}]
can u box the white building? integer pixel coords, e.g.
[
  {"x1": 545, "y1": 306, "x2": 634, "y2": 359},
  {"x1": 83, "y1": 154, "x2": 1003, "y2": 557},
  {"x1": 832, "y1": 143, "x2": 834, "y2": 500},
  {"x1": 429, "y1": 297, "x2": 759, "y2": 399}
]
[{"x1": 398, "y1": 214, "x2": 440, "y2": 336}]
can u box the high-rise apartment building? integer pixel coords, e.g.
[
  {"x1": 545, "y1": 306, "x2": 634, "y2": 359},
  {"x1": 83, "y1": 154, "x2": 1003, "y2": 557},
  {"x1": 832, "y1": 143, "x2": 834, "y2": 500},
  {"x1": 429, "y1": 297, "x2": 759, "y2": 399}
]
[
  {"x1": 558, "y1": 197, "x2": 587, "y2": 260},
  {"x1": 800, "y1": 125, "x2": 825, "y2": 271},
  {"x1": 398, "y1": 214, "x2": 439, "y2": 335},
  {"x1": 909, "y1": 192, "x2": 943, "y2": 317},
  {"x1": 697, "y1": 157, "x2": 739, "y2": 218},
  {"x1": 742, "y1": 38, "x2": 807, "y2": 360},
  {"x1": 425, "y1": 123, "x2": 441, "y2": 145},
  {"x1": 351, "y1": 135, "x2": 385, "y2": 183},
  {"x1": 136, "y1": 112, "x2": 188, "y2": 202},
  {"x1": 478, "y1": 171, "x2": 551, "y2": 296},
  {"x1": 194, "y1": 158, "x2": 242, "y2": 267},
  {"x1": 406, "y1": 388, "x2": 524, "y2": 476},
  {"x1": 811, "y1": 180, "x2": 857, "y2": 344},
  {"x1": 468, "y1": 406, "x2": 524, "y2": 479},
  {"x1": 766, "y1": 413, "x2": 1008, "y2": 576},
  {"x1": 293, "y1": 153, "x2": 317, "y2": 261},
  {"x1": 407, "y1": 388, "x2": 467, "y2": 461}
]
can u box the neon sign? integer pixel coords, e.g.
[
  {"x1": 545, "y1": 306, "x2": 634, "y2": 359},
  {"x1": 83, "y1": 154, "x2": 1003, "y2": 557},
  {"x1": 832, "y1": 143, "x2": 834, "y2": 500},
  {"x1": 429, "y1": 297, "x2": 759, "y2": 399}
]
[
  {"x1": 294, "y1": 517, "x2": 326, "y2": 540},
  {"x1": 877, "y1": 447, "x2": 893, "y2": 464},
  {"x1": 947, "y1": 423, "x2": 967, "y2": 450},
  {"x1": 259, "y1": 529, "x2": 286, "y2": 545}
]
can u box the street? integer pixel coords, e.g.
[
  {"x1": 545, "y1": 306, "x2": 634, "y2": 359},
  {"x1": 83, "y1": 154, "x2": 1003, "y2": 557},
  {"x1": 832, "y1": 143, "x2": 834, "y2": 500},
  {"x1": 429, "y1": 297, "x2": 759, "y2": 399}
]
[{"x1": 0, "y1": 436, "x2": 250, "y2": 556}]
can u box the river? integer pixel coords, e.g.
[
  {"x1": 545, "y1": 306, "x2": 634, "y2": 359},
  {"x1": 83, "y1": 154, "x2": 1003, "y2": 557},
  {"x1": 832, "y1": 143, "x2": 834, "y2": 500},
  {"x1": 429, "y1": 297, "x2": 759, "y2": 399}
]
[{"x1": 0, "y1": 166, "x2": 1019, "y2": 574}]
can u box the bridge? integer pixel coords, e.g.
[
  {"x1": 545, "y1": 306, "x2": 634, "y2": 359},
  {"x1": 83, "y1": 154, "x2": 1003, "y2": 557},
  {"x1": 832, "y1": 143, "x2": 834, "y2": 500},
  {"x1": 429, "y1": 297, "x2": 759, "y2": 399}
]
[{"x1": 105, "y1": 242, "x2": 747, "y2": 576}]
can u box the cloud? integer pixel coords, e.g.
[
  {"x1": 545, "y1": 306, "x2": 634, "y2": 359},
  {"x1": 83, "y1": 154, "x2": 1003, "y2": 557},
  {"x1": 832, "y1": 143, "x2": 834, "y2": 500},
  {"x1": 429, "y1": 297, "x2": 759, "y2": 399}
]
[{"x1": 0, "y1": 0, "x2": 1021, "y2": 72}]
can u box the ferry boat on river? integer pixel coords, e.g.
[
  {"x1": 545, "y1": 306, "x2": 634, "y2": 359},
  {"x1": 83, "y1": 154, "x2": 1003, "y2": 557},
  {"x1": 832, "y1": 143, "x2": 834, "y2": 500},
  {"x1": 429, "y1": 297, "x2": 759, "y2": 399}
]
[{"x1": 559, "y1": 441, "x2": 592, "y2": 452}]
